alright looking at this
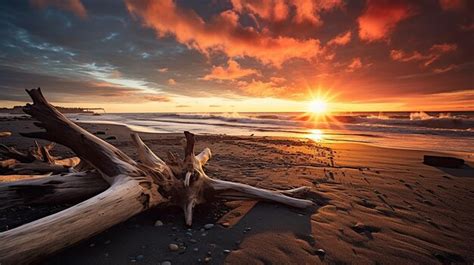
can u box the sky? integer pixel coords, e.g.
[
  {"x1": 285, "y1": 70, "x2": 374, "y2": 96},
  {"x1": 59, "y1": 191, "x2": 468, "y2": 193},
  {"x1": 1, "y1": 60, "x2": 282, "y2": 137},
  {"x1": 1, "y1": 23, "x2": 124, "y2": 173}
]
[{"x1": 0, "y1": 0, "x2": 473, "y2": 112}]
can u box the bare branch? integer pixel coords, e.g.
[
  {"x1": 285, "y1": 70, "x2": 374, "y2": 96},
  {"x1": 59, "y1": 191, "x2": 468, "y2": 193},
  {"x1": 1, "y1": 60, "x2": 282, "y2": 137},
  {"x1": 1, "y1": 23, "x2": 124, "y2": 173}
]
[
  {"x1": 209, "y1": 179, "x2": 313, "y2": 208},
  {"x1": 196, "y1": 148, "x2": 212, "y2": 166}
]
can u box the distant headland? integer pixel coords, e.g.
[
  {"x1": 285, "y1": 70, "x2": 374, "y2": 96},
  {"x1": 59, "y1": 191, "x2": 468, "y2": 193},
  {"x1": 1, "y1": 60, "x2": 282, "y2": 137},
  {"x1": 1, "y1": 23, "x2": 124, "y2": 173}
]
[{"x1": 0, "y1": 106, "x2": 105, "y2": 114}]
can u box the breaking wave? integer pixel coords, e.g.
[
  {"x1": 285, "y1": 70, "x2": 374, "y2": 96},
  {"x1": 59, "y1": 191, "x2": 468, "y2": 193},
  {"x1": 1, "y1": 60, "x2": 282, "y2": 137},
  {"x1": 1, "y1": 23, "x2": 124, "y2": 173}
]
[{"x1": 151, "y1": 111, "x2": 473, "y2": 131}]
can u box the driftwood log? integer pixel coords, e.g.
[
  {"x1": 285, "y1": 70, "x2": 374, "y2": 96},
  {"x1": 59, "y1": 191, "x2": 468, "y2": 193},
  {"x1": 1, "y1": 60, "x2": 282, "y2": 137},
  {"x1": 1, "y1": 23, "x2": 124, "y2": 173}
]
[
  {"x1": 0, "y1": 141, "x2": 79, "y2": 174},
  {"x1": 0, "y1": 88, "x2": 313, "y2": 264}
]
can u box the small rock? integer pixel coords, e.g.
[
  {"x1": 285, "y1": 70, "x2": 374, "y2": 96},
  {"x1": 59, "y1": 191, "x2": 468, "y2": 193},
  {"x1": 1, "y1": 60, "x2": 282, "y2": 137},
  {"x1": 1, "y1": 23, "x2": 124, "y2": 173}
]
[
  {"x1": 223, "y1": 249, "x2": 231, "y2": 254},
  {"x1": 136, "y1": 254, "x2": 144, "y2": 260},
  {"x1": 204, "y1": 257, "x2": 212, "y2": 263},
  {"x1": 104, "y1": 240, "x2": 111, "y2": 245},
  {"x1": 0, "y1": 132, "x2": 12, "y2": 138},
  {"x1": 169, "y1": 243, "x2": 179, "y2": 251},
  {"x1": 193, "y1": 247, "x2": 199, "y2": 252},
  {"x1": 204, "y1": 223, "x2": 214, "y2": 230},
  {"x1": 315, "y1": 248, "x2": 326, "y2": 256},
  {"x1": 154, "y1": 220, "x2": 164, "y2": 227},
  {"x1": 89, "y1": 243, "x2": 95, "y2": 247},
  {"x1": 189, "y1": 239, "x2": 197, "y2": 244},
  {"x1": 221, "y1": 222, "x2": 230, "y2": 227},
  {"x1": 161, "y1": 261, "x2": 172, "y2": 265}
]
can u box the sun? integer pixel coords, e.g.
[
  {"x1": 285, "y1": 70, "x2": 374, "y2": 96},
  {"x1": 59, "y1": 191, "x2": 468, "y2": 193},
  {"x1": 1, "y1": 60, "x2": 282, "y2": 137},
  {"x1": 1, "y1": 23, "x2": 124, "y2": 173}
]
[{"x1": 308, "y1": 99, "x2": 328, "y2": 114}]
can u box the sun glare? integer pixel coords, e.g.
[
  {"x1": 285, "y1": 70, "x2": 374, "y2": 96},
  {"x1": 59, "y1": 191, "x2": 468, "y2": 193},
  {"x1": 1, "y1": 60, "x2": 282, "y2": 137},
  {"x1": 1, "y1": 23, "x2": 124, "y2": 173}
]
[{"x1": 309, "y1": 99, "x2": 328, "y2": 114}]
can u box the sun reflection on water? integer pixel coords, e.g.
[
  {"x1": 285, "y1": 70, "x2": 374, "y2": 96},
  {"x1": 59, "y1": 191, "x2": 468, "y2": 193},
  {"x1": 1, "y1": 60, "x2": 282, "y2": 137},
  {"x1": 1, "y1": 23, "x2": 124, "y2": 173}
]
[{"x1": 307, "y1": 129, "x2": 324, "y2": 142}]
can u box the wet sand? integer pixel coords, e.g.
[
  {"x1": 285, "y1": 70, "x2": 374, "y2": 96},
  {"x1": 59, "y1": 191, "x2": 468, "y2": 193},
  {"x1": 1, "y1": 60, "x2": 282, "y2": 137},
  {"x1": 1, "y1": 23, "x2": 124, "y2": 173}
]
[{"x1": 1, "y1": 119, "x2": 473, "y2": 264}]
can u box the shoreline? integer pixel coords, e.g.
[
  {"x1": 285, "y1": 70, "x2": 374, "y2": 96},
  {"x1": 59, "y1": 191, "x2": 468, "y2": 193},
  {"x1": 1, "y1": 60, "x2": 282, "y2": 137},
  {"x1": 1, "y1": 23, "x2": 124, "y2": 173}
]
[
  {"x1": 1, "y1": 119, "x2": 474, "y2": 264},
  {"x1": 79, "y1": 120, "x2": 474, "y2": 160}
]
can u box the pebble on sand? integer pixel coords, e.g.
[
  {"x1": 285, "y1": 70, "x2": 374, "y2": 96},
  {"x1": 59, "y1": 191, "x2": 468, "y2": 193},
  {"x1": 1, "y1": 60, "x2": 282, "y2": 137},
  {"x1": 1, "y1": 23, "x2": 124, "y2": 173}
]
[
  {"x1": 169, "y1": 243, "x2": 179, "y2": 251},
  {"x1": 154, "y1": 220, "x2": 164, "y2": 226},
  {"x1": 315, "y1": 248, "x2": 326, "y2": 256},
  {"x1": 204, "y1": 223, "x2": 214, "y2": 230}
]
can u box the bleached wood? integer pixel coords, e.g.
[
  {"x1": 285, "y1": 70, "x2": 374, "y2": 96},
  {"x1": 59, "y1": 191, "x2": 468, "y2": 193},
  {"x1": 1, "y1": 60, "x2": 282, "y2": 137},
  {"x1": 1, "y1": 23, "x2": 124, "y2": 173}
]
[
  {"x1": 209, "y1": 179, "x2": 313, "y2": 208},
  {"x1": 196, "y1": 147, "x2": 212, "y2": 165},
  {"x1": 0, "y1": 176, "x2": 156, "y2": 264},
  {"x1": 0, "y1": 88, "x2": 163, "y2": 264}
]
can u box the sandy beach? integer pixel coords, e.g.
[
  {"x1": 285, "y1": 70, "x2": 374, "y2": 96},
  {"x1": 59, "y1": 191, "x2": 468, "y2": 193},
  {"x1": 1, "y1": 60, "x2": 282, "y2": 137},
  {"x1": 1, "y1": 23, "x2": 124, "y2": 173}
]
[{"x1": 1, "y1": 119, "x2": 473, "y2": 265}]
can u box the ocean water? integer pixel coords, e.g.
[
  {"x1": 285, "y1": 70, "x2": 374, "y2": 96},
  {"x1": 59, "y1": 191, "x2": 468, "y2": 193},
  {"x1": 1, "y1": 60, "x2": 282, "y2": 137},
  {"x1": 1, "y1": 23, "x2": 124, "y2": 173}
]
[{"x1": 68, "y1": 111, "x2": 474, "y2": 153}]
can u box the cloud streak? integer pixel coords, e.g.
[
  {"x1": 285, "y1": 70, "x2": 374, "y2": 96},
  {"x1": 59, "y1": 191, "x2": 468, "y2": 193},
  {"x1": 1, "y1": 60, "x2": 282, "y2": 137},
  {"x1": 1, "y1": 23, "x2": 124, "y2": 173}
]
[
  {"x1": 390, "y1": 43, "x2": 457, "y2": 67},
  {"x1": 30, "y1": 0, "x2": 87, "y2": 18}
]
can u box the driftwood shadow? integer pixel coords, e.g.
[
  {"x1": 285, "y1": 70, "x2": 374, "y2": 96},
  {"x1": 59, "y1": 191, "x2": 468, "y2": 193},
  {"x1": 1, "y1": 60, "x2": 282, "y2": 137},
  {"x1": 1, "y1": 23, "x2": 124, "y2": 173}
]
[
  {"x1": 433, "y1": 164, "x2": 473, "y2": 178},
  {"x1": 43, "y1": 193, "x2": 325, "y2": 265}
]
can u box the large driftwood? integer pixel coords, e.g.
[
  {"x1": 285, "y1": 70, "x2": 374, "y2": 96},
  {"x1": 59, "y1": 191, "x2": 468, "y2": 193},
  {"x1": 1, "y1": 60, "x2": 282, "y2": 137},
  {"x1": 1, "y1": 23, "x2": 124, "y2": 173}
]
[
  {"x1": 0, "y1": 88, "x2": 313, "y2": 264},
  {"x1": 0, "y1": 88, "x2": 165, "y2": 264}
]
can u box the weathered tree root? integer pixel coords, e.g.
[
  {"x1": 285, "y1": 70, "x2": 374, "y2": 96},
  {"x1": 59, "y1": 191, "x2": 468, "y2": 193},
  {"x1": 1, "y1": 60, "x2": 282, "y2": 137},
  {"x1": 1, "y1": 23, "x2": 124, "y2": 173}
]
[
  {"x1": 0, "y1": 88, "x2": 313, "y2": 264},
  {"x1": 0, "y1": 141, "x2": 79, "y2": 174}
]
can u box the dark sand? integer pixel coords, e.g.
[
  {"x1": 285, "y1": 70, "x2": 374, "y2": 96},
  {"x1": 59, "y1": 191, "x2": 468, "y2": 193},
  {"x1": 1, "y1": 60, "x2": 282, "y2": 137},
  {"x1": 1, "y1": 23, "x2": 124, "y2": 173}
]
[{"x1": 1, "y1": 119, "x2": 473, "y2": 264}]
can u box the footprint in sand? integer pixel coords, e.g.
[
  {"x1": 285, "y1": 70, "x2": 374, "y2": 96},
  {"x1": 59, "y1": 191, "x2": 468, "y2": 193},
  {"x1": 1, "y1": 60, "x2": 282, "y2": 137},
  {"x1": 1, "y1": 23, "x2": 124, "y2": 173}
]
[
  {"x1": 356, "y1": 198, "x2": 377, "y2": 209},
  {"x1": 351, "y1": 222, "x2": 381, "y2": 239}
]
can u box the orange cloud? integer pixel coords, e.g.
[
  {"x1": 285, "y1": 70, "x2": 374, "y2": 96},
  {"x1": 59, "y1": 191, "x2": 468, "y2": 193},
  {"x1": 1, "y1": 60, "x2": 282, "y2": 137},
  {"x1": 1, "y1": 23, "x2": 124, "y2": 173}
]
[
  {"x1": 231, "y1": 0, "x2": 288, "y2": 22},
  {"x1": 439, "y1": 0, "x2": 466, "y2": 11},
  {"x1": 231, "y1": 0, "x2": 343, "y2": 26},
  {"x1": 202, "y1": 59, "x2": 259, "y2": 81},
  {"x1": 357, "y1": 0, "x2": 415, "y2": 42},
  {"x1": 291, "y1": 0, "x2": 344, "y2": 25},
  {"x1": 168, "y1": 78, "x2": 176, "y2": 85},
  {"x1": 347, "y1": 57, "x2": 362, "y2": 72},
  {"x1": 238, "y1": 79, "x2": 287, "y2": 97},
  {"x1": 460, "y1": 22, "x2": 474, "y2": 31},
  {"x1": 144, "y1": 94, "x2": 172, "y2": 102},
  {"x1": 390, "y1": 43, "x2": 457, "y2": 66},
  {"x1": 328, "y1": 31, "x2": 352, "y2": 46},
  {"x1": 30, "y1": 0, "x2": 87, "y2": 18},
  {"x1": 433, "y1": 64, "x2": 458, "y2": 74},
  {"x1": 125, "y1": 0, "x2": 322, "y2": 67}
]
